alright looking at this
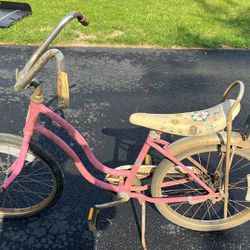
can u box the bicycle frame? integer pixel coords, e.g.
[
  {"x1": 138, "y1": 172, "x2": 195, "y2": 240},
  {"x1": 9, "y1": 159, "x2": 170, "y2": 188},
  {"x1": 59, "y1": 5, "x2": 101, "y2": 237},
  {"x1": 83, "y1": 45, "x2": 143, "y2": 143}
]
[{"x1": 1, "y1": 101, "x2": 220, "y2": 204}]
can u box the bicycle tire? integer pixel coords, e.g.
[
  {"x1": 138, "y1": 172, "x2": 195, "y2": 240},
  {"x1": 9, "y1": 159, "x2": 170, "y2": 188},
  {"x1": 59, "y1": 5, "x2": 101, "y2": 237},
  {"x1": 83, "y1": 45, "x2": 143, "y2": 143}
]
[
  {"x1": 151, "y1": 136, "x2": 250, "y2": 231},
  {"x1": 0, "y1": 133, "x2": 64, "y2": 218}
]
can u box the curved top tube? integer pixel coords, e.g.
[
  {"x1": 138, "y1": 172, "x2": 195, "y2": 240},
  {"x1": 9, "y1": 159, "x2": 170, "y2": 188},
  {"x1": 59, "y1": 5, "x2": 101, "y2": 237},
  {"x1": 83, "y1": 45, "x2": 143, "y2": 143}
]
[{"x1": 1, "y1": 100, "x2": 219, "y2": 204}]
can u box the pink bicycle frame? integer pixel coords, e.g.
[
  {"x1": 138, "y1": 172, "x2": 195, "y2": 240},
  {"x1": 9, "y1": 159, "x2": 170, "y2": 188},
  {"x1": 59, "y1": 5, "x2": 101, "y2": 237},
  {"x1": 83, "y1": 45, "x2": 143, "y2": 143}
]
[{"x1": 2, "y1": 101, "x2": 220, "y2": 204}]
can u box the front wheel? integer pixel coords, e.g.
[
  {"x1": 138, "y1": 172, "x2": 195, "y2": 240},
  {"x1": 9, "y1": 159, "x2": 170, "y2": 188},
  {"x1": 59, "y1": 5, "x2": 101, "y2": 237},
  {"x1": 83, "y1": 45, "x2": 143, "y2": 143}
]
[
  {"x1": 0, "y1": 133, "x2": 64, "y2": 218},
  {"x1": 151, "y1": 142, "x2": 250, "y2": 231}
]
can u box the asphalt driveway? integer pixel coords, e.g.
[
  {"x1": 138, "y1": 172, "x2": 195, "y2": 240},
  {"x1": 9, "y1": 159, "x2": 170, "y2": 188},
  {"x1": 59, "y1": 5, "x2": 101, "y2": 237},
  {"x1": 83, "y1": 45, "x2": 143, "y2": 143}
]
[{"x1": 0, "y1": 46, "x2": 250, "y2": 249}]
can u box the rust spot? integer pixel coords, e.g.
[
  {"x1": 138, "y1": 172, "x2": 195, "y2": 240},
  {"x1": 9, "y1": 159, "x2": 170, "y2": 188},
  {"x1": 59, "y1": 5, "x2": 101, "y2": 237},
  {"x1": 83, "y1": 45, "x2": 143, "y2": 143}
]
[
  {"x1": 171, "y1": 119, "x2": 179, "y2": 124},
  {"x1": 189, "y1": 125, "x2": 197, "y2": 135}
]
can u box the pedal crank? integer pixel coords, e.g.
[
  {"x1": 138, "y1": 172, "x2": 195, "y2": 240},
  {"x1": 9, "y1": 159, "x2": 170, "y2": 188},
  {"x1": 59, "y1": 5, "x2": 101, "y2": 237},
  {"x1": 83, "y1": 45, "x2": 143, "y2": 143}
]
[
  {"x1": 87, "y1": 192, "x2": 130, "y2": 233},
  {"x1": 88, "y1": 207, "x2": 100, "y2": 233}
]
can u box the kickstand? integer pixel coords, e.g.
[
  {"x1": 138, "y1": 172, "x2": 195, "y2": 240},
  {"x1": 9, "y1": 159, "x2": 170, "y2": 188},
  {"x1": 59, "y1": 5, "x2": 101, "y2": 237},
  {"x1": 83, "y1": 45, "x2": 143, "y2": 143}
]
[{"x1": 141, "y1": 200, "x2": 147, "y2": 250}]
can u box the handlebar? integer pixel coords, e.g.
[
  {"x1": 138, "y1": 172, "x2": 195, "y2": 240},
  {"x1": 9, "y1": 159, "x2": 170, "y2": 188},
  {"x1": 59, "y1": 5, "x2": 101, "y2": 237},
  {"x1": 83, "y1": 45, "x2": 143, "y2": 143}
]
[
  {"x1": 14, "y1": 11, "x2": 89, "y2": 108},
  {"x1": 15, "y1": 49, "x2": 69, "y2": 108},
  {"x1": 20, "y1": 11, "x2": 89, "y2": 76},
  {"x1": 14, "y1": 49, "x2": 66, "y2": 92}
]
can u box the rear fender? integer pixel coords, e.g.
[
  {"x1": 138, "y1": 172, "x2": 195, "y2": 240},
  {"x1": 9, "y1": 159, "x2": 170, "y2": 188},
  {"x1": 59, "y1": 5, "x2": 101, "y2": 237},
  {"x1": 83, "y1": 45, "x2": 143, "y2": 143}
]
[{"x1": 168, "y1": 131, "x2": 250, "y2": 156}]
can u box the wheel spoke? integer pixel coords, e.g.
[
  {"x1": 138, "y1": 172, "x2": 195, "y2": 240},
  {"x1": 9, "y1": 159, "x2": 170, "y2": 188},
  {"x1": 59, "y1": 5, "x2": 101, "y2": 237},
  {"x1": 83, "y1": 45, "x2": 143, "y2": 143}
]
[
  {"x1": 2, "y1": 190, "x2": 6, "y2": 208},
  {"x1": 153, "y1": 142, "x2": 250, "y2": 230},
  {"x1": 182, "y1": 203, "x2": 196, "y2": 217},
  {"x1": 228, "y1": 199, "x2": 250, "y2": 209},
  {"x1": 191, "y1": 201, "x2": 205, "y2": 219},
  {"x1": 229, "y1": 178, "x2": 246, "y2": 190},
  {"x1": 231, "y1": 157, "x2": 244, "y2": 170},
  {"x1": 229, "y1": 186, "x2": 248, "y2": 191},
  {"x1": 17, "y1": 178, "x2": 53, "y2": 188},
  {"x1": 8, "y1": 186, "x2": 51, "y2": 196},
  {"x1": 16, "y1": 166, "x2": 50, "y2": 180},
  {"x1": 231, "y1": 162, "x2": 250, "y2": 173},
  {"x1": 174, "y1": 202, "x2": 186, "y2": 212},
  {"x1": 228, "y1": 200, "x2": 242, "y2": 215},
  {"x1": 0, "y1": 141, "x2": 61, "y2": 217},
  {"x1": 164, "y1": 175, "x2": 204, "y2": 195},
  {"x1": 162, "y1": 188, "x2": 203, "y2": 194},
  {"x1": 13, "y1": 180, "x2": 50, "y2": 200},
  {"x1": 6, "y1": 192, "x2": 12, "y2": 208},
  {"x1": 207, "y1": 201, "x2": 212, "y2": 220},
  {"x1": 206, "y1": 152, "x2": 211, "y2": 170},
  {"x1": 201, "y1": 201, "x2": 212, "y2": 220},
  {"x1": 210, "y1": 203, "x2": 221, "y2": 220}
]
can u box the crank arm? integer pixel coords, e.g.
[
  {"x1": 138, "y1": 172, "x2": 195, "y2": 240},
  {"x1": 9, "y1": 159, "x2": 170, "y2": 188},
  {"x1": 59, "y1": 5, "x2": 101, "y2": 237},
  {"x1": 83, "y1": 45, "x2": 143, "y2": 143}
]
[{"x1": 87, "y1": 192, "x2": 129, "y2": 233}]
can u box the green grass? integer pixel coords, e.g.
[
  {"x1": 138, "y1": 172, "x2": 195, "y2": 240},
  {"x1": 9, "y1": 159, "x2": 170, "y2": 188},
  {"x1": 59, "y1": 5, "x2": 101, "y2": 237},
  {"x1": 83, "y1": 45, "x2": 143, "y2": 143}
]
[{"x1": 1, "y1": 0, "x2": 250, "y2": 48}]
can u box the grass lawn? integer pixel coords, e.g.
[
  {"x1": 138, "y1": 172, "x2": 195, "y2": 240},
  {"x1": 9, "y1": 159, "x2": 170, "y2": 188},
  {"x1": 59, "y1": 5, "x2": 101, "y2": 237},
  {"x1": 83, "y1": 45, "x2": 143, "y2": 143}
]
[{"x1": 1, "y1": 0, "x2": 250, "y2": 48}]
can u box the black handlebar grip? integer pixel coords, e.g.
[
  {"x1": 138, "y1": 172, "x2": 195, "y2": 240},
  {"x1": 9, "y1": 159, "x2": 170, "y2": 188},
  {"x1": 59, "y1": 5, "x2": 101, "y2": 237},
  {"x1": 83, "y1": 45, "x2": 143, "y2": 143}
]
[{"x1": 77, "y1": 15, "x2": 89, "y2": 26}]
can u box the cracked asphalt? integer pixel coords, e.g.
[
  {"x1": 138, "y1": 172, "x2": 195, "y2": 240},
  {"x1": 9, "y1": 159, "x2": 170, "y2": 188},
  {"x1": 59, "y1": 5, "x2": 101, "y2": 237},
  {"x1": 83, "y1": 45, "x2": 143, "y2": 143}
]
[{"x1": 0, "y1": 46, "x2": 250, "y2": 250}]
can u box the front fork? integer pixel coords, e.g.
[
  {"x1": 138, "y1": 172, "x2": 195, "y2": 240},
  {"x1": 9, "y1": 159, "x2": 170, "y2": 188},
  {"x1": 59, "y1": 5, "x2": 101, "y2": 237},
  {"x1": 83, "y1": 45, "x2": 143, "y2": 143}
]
[{"x1": 1, "y1": 102, "x2": 40, "y2": 189}]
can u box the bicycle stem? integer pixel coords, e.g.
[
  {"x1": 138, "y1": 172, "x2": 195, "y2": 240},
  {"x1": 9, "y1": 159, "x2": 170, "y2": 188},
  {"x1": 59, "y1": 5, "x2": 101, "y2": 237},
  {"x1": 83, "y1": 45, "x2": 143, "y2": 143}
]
[{"x1": 14, "y1": 49, "x2": 65, "y2": 91}]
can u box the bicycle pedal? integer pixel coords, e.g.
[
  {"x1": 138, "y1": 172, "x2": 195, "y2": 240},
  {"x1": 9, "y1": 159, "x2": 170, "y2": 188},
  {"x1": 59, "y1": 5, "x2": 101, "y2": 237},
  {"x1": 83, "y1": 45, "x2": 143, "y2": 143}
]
[{"x1": 87, "y1": 207, "x2": 100, "y2": 233}]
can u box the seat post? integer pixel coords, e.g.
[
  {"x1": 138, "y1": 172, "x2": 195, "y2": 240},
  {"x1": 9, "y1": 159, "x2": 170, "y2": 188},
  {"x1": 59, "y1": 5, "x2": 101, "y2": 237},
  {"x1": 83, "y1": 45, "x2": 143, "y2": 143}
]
[{"x1": 148, "y1": 130, "x2": 161, "y2": 140}]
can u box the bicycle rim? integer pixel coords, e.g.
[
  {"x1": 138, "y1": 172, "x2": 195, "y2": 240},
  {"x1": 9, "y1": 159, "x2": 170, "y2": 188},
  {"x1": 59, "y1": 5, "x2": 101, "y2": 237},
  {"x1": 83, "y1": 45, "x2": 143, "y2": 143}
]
[
  {"x1": 151, "y1": 145, "x2": 250, "y2": 231},
  {"x1": 0, "y1": 137, "x2": 63, "y2": 217}
]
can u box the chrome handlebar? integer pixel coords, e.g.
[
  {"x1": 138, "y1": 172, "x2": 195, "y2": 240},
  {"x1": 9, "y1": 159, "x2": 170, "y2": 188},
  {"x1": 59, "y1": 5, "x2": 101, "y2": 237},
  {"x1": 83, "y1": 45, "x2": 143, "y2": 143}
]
[{"x1": 14, "y1": 11, "x2": 89, "y2": 108}]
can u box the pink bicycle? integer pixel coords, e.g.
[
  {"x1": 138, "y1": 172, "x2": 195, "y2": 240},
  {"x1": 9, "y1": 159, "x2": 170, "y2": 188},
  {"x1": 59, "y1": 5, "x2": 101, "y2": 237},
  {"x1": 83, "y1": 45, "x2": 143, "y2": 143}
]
[{"x1": 1, "y1": 11, "x2": 250, "y2": 249}]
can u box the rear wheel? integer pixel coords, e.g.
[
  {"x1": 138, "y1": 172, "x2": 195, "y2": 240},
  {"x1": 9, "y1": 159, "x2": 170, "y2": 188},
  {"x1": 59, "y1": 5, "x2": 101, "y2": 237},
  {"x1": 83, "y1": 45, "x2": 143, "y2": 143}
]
[
  {"x1": 151, "y1": 144, "x2": 250, "y2": 231},
  {"x1": 0, "y1": 133, "x2": 64, "y2": 217}
]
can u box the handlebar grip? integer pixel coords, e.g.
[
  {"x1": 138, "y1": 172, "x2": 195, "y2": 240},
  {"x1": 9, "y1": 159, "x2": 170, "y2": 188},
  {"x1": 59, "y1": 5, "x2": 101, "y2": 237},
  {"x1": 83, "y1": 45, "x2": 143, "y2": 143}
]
[
  {"x1": 57, "y1": 71, "x2": 69, "y2": 109},
  {"x1": 77, "y1": 15, "x2": 89, "y2": 26}
]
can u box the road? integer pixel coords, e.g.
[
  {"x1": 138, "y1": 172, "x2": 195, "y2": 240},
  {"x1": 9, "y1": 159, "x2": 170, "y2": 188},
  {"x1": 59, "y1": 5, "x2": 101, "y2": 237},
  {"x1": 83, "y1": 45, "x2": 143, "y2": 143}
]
[{"x1": 0, "y1": 46, "x2": 250, "y2": 249}]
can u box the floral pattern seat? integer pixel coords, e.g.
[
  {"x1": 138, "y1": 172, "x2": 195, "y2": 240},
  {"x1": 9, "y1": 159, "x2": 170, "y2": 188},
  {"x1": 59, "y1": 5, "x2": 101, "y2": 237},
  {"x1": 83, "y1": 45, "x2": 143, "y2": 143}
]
[{"x1": 129, "y1": 99, "x2": 240, "y2": 136}]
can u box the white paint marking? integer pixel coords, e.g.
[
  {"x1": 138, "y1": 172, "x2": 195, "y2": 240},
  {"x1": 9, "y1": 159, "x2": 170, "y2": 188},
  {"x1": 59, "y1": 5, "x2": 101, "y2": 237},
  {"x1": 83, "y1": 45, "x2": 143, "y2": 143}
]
[{"x1": 0, "y1": 10, "x2": 19, "y2": 23}]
